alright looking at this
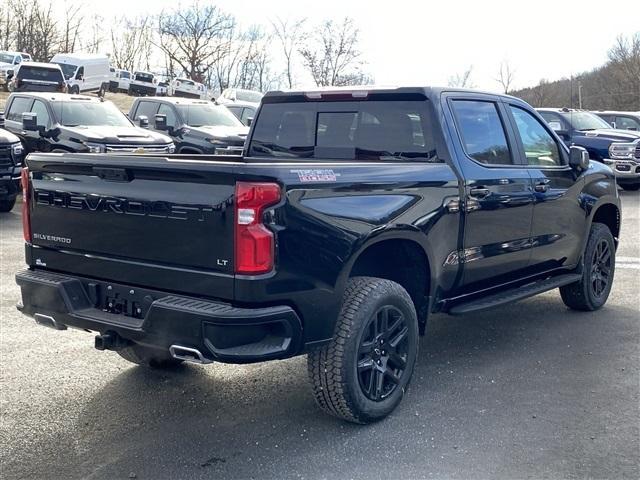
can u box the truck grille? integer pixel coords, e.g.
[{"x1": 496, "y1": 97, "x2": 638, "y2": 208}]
[
  {"x1": 105, "y1": 144, "x2": 170, "y2": 153},
  {"x1": 0, "y1": 145, "x2": 14, "y2": 167},
  {"x1": 635, "y1": 143, "x2": 640, "y2": 160}
]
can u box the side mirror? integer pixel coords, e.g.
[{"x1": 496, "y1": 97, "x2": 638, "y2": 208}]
[
  {"x1": 154, "y1": 114, "x2": 168, "y2": 131},
  {"x1": 569, "y1": 145, "x2": 590, "y2": 171},
  {"x1": 246, "y1": 117, "x2": 253, "y2": 127},
  {"x1": 138, "y1": 115, "x2": 149, "y2": 128},
  {"x1": 610, "y1": 122, "x2": 616, "y2": 129},
  {"x1": 22, "y1": 112, "x2": 38, "y2": 132}
]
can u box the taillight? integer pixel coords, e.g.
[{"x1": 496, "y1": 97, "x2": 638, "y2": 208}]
[
  {"x1": 234, "y1": 182, "x2": 281, "y2": 274},
  {"x1": 21, "y1": 167, "x2": 31, "y2": 242}
]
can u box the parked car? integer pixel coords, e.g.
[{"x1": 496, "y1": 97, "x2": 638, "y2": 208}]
[
  {"x1": 0, "y1": 127, "x2": 24, "y2": 212},
  {"x1": 0, "y1": 51, "x2": 31, "y2": 91},
  {"x1": 109, "y1": 68, "x2": 132, "y2": 93},
  {"x1": 16, "y1": 86, "x2": 621, "y2": 424},
  {"x1": 216, "y1": 88, "x2": 263, "y2": 107},
  {"x1": 9, "y1": 62, "x2": 66, "y2": 93},
  {"x1": 128, "y1": 71, "x2": 158, "y2": 97},
  {"x1": 129, "y1": 97, "x2": 248, "y2": 154},
  {"x1": 51, "y1": 53, "x2": 110, "y2": 96},
  {"x1": 3, "y1": 92, "x2": 174, "y2": 154},
  {"x1": 171, "y1": 77, "x2": 206, "y2": 99},
  {"x1": 592, "y1": 111, "x2": 640, "y2": 131},
  {"x1": 225, "y1": 101, "x2": 257, "y2": 126},
  {"x1": 537, "y1": 108, "x2": 640, "y2": 190}
]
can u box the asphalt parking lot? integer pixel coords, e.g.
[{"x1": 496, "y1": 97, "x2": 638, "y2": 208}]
[{"x1": 1, "y1": 192, "x2": 638, "y2": 480}]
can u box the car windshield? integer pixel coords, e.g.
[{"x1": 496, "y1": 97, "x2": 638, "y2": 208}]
[
  {"x1": 135, "y1": 72, "x2": 154, "y2": 82},
  {"x1": 177, "y1": 104, "x2": 241, "y2": 127},
  {"x1": 0, "y1": 53, "x2": 15, "y2": 63},
  {"x1": 54, "y1": 63, "x2": 78, "y2": 79},
  {"x1": 562, "y1": 111, "x2": 612, "y2": 131},
  {"x1": 249, "y1": 100, "x2": 438, "y2": 161},
  {"x1": 237, "y1": 90, "x2": 263, "y2": 103},
  {"x1": 52, "y1": 101, "x2": 132, "y2": 127}
]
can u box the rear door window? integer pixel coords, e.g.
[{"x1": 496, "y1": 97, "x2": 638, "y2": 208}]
[
  {"x1": 133, "y1": 101, "x2": 159, "y2": 120},
  {"x1": 17, "y1": 66, "x2": 63, "y2": 83},
  {"x1": 615, "y1": 116, "x2": 640, "y2": 130},
  {"x1": 249, "y1": 100, "x2": 438, "y2": 161},
  {"x1": 451, "y1": 100, "x2": 513, "y2": 165},
  {"x1": 7, "y1": 97, "x2": 34, "y2": 121}
]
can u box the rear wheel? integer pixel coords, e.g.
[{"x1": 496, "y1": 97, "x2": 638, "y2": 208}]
[
  {"x1": 560, "y1": 222, "x2": 615, "y2": 311},
  {"x1": 97, "y1": 83, "x2": 107, "y2": 98},
  {"x1": 70, "y1": 85, "x2": 80, "y2": 94},
  {"x1": 0, "y1": 196, "x2": 16, "y2": 212},
  {"x1": 620, "y1": 183, "x2": 640, "y2": 191},
  {"x1": 307, "y1": 277, "x2": 418, "y2": 424},
  {"x1": 117, "y1": 344, "x2": 183, "y2": 369}
]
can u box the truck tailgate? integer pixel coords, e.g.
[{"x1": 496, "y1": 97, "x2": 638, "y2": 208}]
[{"x1": 25, "y1": 154, "x2": 242, "y2": 299}]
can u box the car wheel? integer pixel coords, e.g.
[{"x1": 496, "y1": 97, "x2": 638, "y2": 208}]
[
  {"x1": 117, "y1": 344, "x2": 184, "y2": 369},
  {"x1": 70, "y1": 85, "x2": 79, "y2": 94},
  {"x1": 560, "y1": 222, "x2": 616, "y2": 311},
  {"x1": 307, "y1": 276, "x2": 419, "y2": 424},
  {"x1": 0, "y1": 196, "x2": 17, "y2": 212},
  {"x1": 621, "y1": 184, "x2": 640, "y2": 191},
  {"x1": 98, "y1": 83, "x2": 106, "y2": 98}
]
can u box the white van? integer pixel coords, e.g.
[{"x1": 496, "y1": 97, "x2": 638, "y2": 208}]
[{"x1": 50, "y1": 53, "x2": 110, "y2": 95}]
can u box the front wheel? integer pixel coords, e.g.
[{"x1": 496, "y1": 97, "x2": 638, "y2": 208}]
[
  {"x1": 0, "y1": 196, "x2": 16, "y2": 212},
  {"x1": 307, "y1": 277, "x2": 419, "y2": 424},
  {"x1": 560, "y1": 222, "x2": 616, "y2": 311}
]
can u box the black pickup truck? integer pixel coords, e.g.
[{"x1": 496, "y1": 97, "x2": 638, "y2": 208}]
[{"x1": 15, "y1": 87, "x2": 621, "y2": 424}]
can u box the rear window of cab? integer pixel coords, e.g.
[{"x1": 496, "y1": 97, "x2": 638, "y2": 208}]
[{"x1": 249, "y1": 100, "x2": 440, "y2": 162}]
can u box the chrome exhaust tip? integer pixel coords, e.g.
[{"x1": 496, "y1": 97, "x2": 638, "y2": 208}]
[
  {"x1": 34, "y1": 313, "x2": 67, "y2": 331},
  {"x1": 169, "y1": 345, "x2": 212, "y2": 364}
]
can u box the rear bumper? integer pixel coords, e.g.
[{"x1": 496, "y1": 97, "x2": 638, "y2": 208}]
[{"x1": 15, "y1": 269, "x2": 303, "y2": 364}]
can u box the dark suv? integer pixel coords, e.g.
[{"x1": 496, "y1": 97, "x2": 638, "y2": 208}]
[
  {"x1": 129, "y1": 97, "x2": 248, "y2": 155},
  {"x1": 11, "y1": 62, "x2": 66, "y2": 93},
  {"x1": 3, "y1": 93, "x2": 174, "y2": 154}
]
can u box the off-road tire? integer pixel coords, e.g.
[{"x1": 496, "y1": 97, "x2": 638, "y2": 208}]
[
  {"x1": 70, "y1": 85, "x2": 80, "y2": 95},
  {"x1": 621, "y1": 184, "x2": 640, "y2": 191},
  {"x1": 0, "y1": 196, "x2": 16, "y2": 212},
  {"x1": 117, "y1": 344, "x2": 184, "y2": 369},
  {"x1": 307, "y1": 277, "x2": 419, "y2": 424},
  {"x1": 560, "y1": 222, "x2": 615, "y2": 311}
]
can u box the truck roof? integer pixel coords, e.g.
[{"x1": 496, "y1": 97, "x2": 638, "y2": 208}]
[
  {"x1": 10, "y1": 92, "x2": 102, "y2": 103},
  {"x1": 134, "y1": 96, "x2": 211, "y2": 106},
  {"x1": 263, "y1": 86, "x2": 521, "y2": 102},
  {"x1": 18, "y1": 61, "x2": 62, "y2": 70}
]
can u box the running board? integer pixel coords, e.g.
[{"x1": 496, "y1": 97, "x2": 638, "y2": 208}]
[{"x1": 448, "y1": 273, "x2": 582, "y2": 316}]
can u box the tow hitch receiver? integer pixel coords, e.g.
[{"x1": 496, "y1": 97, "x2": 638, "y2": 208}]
[{"x1": 94, "y1": 332, "x2": 130, "y2": 351}]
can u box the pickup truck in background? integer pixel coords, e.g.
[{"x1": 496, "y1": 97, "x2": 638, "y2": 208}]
[
  {"x1": 0, "y1": 127, "x2": 24, "y2": 212},
  {"x1": 538, "y1": 108, "x2": 640, "y2": 190},
  {"x1": 16, "y1": 87, "x2": 621, "y2": 423},
  {"x1": 128, "y1": 71, "x2": 158, "y2": 97},
  {"x1": 593, "y1": 111, "x2": 640, "y2": 131},
  {"x1": 0, "y1": 51, "x2": 32, "y2": 91}
]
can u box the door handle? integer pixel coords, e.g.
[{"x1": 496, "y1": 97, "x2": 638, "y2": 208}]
[
  {"x1": 469, "y1": 187, "x2": 491, "y2": 199},
  {"x1": 534, "y1": 180, "x2": 550, "y2": 193}
]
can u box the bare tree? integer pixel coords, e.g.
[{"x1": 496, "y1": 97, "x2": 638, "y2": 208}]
[
  {"x1": 607, "y1": 33, "x2": 640, "y2": 110},
  {"x1": 83, "y1": 15, "x2": 105, "y2": 54},
  {"x1": 157, "y1": 2, "x2": 233, "y2": 82},
  {"x1": 299, "y1": 17, "x2": 370, "y2": 87},
  {"x1": 110, "y1": 16, "x2": 153, "y2": 72},
  {"x1": 271, "y1": 16, "x2": 306, "y2": 89},
  {"x1": 58, "y1": 2, "x2": 83, "y2": 53},
  {"x1": 496, "y1": 60, "x2": 515, "y2": 94},
  {"x1": 448, "y1": 65, "x2": 475, "y2": 88}
]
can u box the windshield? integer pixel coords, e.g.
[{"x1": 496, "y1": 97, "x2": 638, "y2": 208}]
[
  {"x1": 54, "y1": 63, "x2": 78, "y2": 79},
  {"x1": 562, "y1": 111, "x2": 612, "y2": 131},
  {"x1": 134, "y1": 72, "x2": 154, "y2": 83},
  {"x1": 52, "y1": 101, "x2": 132, "y2": 127},
  {"x1": 249, "y1": 100, "x2": 438, "y2": 161},
  {"x1": 177, "y1": 104, "x2": 241, "y2": 127},
  {"x1": 0, "y1": 53, "x2": 15, "y2": 64},
  {"x1": 237, "y1": 90, "x2": 263, "y2": 103}
]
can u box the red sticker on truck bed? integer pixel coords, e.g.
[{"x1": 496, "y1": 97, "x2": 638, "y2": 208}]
[{"x1": 291, "y1": 169, "x2": 339, "y2": 182}]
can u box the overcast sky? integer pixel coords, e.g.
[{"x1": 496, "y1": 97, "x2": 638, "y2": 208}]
[{"x1": 89, "y1": 0, "x2": 639, "y2": 91}]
